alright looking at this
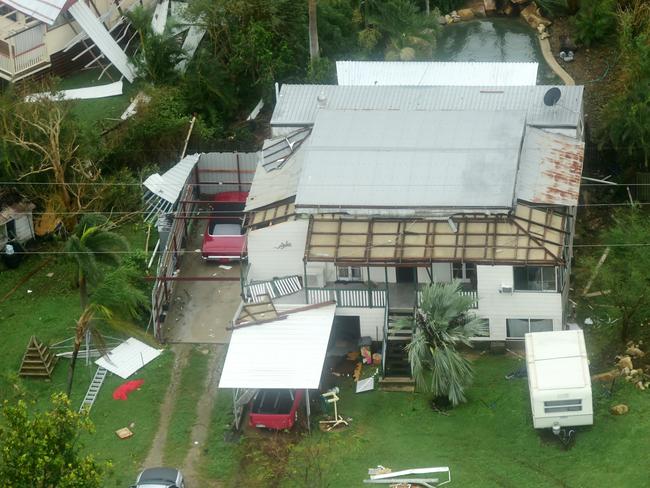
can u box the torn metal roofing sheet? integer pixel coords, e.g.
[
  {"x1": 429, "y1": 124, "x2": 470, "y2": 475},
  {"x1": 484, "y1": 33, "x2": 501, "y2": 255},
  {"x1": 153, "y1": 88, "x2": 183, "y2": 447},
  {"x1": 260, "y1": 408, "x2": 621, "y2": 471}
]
[
  {"x1": 175, "y1": 23, "x2": 206, "y2": 73},
  {"x1": 261, "y1": 128, "x2": 311, "y2": 172},
  {"x1": 24, "y1": 81, "x2": 123, "y2": 102},
  {"x1": 270, "y1": 85, "x2": 583, "y2": 129},
  {"x1": 219, "y1": 303, "x2": 336, "y2": 389},
  {"x1": 516, "y1": 128, "x2": 585, "y2": 207},
  {"x1": 336, "y1": 61, "x2": 538, "y2": 86},
  {"x1": 143, "y1": 153, "x2": 199, "y2": 205},
  {"x1": 295, "y1": 109, "x2": 526, "y2": 214},
  {"x1": 1, "y1": 0, "x2": 67, "y2": 25},
  {"x1": 304, "y1": 203, "x2": 568, "y2": 266},
  {"x1": 245, "y1": 144, "x2": 305, "y2": 212},
  {"x1": 68, "y1": 1, "x2": 136, "y2": 82},
  {"x1": 151, "y1": 0, "x2": 169, "y2": 35}
]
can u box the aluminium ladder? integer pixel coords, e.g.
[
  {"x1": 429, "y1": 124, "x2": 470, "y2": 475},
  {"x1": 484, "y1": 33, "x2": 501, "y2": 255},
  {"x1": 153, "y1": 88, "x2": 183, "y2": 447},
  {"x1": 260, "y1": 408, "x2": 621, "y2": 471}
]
[{"x1": 79, "y1": 367, "x2": 108, "y2": 413}]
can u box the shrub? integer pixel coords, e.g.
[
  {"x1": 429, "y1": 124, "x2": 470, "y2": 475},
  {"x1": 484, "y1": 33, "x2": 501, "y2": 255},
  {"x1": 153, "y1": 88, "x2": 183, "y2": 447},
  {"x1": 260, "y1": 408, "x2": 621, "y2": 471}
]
[
  {"x1": 431, "y1": 0, "x2": 465, "y2": 14},
  {"x1": 573, "y1": 0, "x2": 617, "y2": 46},
  {"x1": 536, "y1": 0, "x2": 569, "y2": 18}
]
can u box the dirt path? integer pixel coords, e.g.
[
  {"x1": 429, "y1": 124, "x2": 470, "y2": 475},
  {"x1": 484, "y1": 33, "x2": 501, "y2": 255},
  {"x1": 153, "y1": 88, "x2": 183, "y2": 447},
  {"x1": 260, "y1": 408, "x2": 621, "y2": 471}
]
[
  {"x1": 142, "y1": 343, "x2": 192, "y2": 467},
  {"x1": 180, "y1": 344, "x2": 225, "y2": 487}
]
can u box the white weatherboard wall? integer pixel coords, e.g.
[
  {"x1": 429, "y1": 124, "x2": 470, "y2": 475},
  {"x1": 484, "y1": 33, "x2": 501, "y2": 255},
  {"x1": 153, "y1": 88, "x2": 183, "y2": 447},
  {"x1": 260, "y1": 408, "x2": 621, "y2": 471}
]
[
  {"x1": 475, "y1": 265, "x2": 563, "y2": 341},
  {"x1": 335, "y1": 307, "x2": 385, "y2": 340},
  {"x1": 247, "y1": 219, "x2": 309, "y2": 281}
]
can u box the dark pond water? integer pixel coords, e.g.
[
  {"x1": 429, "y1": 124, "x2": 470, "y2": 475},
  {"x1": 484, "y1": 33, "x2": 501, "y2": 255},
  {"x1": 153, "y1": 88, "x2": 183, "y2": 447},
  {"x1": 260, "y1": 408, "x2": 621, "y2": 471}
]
[{"x1": 435, "y1": 18, "x2": 561, "y2": 84}]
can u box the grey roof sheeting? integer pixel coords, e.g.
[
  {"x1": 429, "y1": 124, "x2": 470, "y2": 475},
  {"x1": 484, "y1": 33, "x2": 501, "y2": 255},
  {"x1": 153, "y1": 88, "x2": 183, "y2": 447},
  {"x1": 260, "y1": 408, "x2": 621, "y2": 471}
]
[
  {"x1": 516, "y1": 128, "x2": 585, "y2": 206},
  {"x1": 271, "y1": 85, "x2": 583, "y2": 129},
  {"x1": 336, "y1": 61, "x2": 538, "y2": 86},
  {"x1": 295, "y1": 109, "x2": 527, "y2": 213}
]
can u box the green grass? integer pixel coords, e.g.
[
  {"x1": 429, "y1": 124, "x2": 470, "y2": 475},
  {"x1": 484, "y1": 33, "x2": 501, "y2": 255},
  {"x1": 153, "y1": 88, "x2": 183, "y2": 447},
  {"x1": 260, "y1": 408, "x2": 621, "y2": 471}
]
[
  {"x1": 229, "y1": 356, "x2": 650, "y2": 487},
  {"x1": 0, "y1": 221, "x2": 167, "y2": 487},
  {"x1": 201, "y1": 389, "x2": 239, "y2": 482},
  {"x1": 56, "y1": 68, "x2": 141, "y2": 129},
  {"x1": 163, "y1": 347, "x2": 210, "y2": 467}
]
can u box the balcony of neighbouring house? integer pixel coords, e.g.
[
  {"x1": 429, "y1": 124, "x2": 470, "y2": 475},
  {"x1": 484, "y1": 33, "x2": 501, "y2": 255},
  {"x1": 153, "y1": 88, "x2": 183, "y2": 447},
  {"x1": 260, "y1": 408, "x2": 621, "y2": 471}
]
[{"x1": 0, "y1": 21, "x2": 50, "y2": 81}]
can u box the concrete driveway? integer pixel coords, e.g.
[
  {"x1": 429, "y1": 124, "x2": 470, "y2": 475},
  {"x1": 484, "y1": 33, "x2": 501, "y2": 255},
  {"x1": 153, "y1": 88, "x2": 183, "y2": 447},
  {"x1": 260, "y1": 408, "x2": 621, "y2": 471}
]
[{"x1": 163, "y1": 232, "x2": 242, "y2": 344}]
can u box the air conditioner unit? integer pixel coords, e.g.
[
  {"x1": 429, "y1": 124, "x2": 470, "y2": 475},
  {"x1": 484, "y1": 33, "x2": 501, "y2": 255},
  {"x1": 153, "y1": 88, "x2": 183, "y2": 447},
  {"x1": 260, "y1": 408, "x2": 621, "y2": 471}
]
[
  {"x1": 500, "y1": 284, "x2": 514, "y2": 294},
  {"x1": 305, "y1": 263, "x2": 325, "y2": 288}
]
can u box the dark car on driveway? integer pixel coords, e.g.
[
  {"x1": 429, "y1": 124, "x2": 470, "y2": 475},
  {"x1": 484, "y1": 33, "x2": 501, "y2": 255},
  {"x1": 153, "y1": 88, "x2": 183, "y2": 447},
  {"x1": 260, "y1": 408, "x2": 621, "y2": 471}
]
[{"x1": 131, "y1": 467, "x2": 184, "y2": 488}]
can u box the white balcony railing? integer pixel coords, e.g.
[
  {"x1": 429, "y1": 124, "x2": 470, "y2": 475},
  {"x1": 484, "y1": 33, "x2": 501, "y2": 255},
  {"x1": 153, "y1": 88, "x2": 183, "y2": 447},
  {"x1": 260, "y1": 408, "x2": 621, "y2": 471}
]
[{"x1": 306, "y1": 287, "x2": 387, "y2": 308}]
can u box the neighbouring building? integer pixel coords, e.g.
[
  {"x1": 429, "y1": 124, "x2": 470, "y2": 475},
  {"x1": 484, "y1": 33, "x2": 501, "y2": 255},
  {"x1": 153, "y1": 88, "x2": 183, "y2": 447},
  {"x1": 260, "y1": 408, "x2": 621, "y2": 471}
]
[
  {"x1": 0, "y1": 200, "x2": 34, "y2": 247},
  {"x1": 241, "y1": 81, "x2": 585, "y2": 378},
  {"x1": 0, "y1": 0, "x2": 163, "y2": 82}
]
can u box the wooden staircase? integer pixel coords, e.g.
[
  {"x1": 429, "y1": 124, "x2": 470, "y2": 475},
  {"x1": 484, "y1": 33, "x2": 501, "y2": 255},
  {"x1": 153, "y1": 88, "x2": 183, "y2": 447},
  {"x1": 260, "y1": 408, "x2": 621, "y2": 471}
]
[
  {"x1": 19, "y1": 336, "x2": 57, "y2": 378},
  {"x1": 381, "y1": 311, "x2": 415, "y2": 392}
]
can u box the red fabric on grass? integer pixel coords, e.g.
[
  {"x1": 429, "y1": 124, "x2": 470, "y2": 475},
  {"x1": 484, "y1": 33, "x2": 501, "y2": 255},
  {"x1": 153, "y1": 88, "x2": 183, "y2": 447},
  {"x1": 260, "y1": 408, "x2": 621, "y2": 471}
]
[{"x1": 112, "y1": 379, "x2": 145, "y2": 400}]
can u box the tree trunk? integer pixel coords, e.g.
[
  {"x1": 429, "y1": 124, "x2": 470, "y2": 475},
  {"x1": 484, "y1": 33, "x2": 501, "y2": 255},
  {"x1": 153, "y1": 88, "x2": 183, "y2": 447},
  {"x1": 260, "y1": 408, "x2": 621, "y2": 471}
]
[
  {"x1": 425, "y1": 0, "x2": 430, "y2": 16},
  {"x1": 66, "y1": 341, "x2": 81, "y2": 397},
  {"x1": 79, "y1": 273, "x2": 88, "y2": 310},
  {"x1": 308, "y1": 0, "x2": 320, "y2": 62}
]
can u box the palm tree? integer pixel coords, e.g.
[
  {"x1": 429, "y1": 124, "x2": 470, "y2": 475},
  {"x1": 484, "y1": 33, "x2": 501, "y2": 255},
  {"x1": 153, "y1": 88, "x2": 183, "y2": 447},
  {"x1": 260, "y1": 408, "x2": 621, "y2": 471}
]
[
  {"x1": 402, "y1": 281, "x2": 487, "y2": 407},
  {"x1": 64, "y1": 215, "x2": 129, "y2": 309},
  {"x1": 66, "y1": 263, "x2": 150, "y2": 397}
]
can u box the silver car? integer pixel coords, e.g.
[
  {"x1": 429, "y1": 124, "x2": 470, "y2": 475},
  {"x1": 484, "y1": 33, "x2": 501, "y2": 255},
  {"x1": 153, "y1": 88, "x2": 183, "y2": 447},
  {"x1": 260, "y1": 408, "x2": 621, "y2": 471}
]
[{"x1": 131, "y1": 467, "x2": 185, "y2": 488}]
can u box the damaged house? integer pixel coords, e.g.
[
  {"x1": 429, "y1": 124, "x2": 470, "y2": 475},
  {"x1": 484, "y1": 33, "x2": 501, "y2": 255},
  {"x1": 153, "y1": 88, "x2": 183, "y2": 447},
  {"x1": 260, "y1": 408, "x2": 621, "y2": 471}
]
[{"x1": 241, "y1": 82, "x2": 585, "y2": 379}]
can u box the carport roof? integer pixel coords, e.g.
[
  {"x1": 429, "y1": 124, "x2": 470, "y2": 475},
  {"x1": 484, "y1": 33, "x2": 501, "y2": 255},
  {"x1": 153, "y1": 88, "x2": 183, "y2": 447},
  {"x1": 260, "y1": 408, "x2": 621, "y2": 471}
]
[{"x1": 219, "y1": 303, "x2": 336, "y2": 389}]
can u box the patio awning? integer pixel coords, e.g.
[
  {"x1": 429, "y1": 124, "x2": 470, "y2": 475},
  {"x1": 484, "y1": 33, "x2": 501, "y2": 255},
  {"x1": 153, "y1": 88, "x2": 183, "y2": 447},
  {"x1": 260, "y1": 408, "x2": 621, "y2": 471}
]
[{"x1": 219, "y1": 303, "x2": 336, "y2": 390}]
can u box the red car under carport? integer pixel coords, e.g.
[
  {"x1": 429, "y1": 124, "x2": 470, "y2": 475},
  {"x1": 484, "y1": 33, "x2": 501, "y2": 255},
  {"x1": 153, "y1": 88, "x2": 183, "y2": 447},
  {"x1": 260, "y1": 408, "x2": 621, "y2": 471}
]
[
  {"x1": 249, "y1": 389, "x2": 304, "y2": 430},
  {"x1": 201, "y1": 191, "x2": 248, "y2": 261}
]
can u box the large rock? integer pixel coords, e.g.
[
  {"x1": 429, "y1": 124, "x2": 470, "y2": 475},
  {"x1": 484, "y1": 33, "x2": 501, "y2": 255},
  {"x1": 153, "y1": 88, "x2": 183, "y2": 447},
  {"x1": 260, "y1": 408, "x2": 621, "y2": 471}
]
[
  {"x1": 484, "y1": 0, "x2": 497, "y2": 14},
  {"x1": 457, "y1": 8, "x2": 475, "y2": 20},
  {"x1": 520, "y1": 2, "x2": 552, "y2": 29}
]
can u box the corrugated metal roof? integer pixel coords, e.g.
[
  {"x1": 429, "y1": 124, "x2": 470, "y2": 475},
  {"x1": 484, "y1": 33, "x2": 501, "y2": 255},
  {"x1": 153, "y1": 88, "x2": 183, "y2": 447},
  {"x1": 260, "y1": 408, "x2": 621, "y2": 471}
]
[
  {"x1": 143, "y1": 153, "x2": 199, "y2": 205},
  {"x1": 336, "y1": 61, "x2": 538, "y2": 86},
  {"x1": 219, "y1": 304, "x2": 336, "y2": 389},
  {"x1": 261, "y1": 128, "x2": 311, "y2": 171},
  {"x1": 295, "y1": 109, "x2": 526, "y2": 213},
  {"x1": 1, "y1": 0, "x2": 67, "y2": 25},
  {"x1": 271, "y1": 85, "x2": 583, "y2": 129},
  {"x1": 516, "y1": 128, "x2": 584, "y2": 206}
]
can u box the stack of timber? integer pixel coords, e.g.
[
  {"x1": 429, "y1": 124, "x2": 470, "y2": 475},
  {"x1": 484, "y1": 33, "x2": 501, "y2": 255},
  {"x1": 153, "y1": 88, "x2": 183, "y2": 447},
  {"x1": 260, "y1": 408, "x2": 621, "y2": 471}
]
[{"x1": 19, "y1": 336, "x2": 57, "y2": 378}]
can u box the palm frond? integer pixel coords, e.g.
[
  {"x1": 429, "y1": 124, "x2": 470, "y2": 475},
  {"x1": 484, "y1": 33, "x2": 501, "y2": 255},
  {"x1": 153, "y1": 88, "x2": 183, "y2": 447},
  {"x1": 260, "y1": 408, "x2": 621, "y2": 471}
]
[
  {"x1": 64, "y1": 235, "x2": 101, "y2": 285},
  {"x1": 91, "y1": 266, "x2": 149, "y2": 320},
  {"x1": 81, "y1": 227, "x2": 129, "y2": 267}
]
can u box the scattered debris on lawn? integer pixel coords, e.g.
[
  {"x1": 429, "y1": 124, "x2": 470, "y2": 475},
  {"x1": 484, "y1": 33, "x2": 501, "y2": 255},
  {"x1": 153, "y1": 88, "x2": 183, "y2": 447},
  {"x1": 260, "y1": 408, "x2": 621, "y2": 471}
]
[
  {"x1": 363, "y1": 466, "x2": 451, "y2": 487},
  {"x1": 96, "y1": 337, "x2": 163, "y2": 379},
  {"x1": 18, "y1": 336, "x2": 57, "y2": 378},
  {"x1": 115, "y1": 427, "x2": 134, "y2": 439},
  {"x1": 592, "y1": 342, "x2": 649, "y2": 391},
  {"x1": 113, "y1": 379, "x2": 145, "y2": 400},
  {"x1": 24, "y1": 81, "x2": 123, "y2": 102},
  {"x1": 610, "y1": 404, "x2": 629, "y2": 416}
]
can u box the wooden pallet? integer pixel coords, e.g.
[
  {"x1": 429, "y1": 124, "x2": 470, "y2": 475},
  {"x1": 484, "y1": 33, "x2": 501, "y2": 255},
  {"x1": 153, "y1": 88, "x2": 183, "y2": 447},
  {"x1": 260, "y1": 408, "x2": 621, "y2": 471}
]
[{"x1": 19, "y1": 336, "x2": 57, "y2": 378}]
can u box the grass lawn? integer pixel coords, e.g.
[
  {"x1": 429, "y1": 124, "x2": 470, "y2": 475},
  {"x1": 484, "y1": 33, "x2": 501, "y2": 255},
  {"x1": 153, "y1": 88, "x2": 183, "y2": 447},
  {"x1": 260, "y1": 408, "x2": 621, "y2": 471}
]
[
  {"x1": 163, "y1": 346, "x2": 210, "y2": 467},
  {"x1": 56, "y1": 67, "x2": 141, "y2": 129},
  {"x1": 0, "y1": 220, "x2": 166, "y2": 487},
  {"x1": 201, "y1": 386, "x2": 238, "y2": 482},
  {"x1": 228, "y1": 355, "x2": 649, "y2": 487}
]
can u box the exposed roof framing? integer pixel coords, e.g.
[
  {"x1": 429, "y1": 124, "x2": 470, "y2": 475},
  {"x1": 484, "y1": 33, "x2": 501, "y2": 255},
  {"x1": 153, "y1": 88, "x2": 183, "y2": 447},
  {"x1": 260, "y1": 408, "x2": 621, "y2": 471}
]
[
  {"x1": 246, "y1": 200, "x2": 297, "y2": 229},
  {"x1": 304, "y1": 203, "x2": 568, "y2": 266}
]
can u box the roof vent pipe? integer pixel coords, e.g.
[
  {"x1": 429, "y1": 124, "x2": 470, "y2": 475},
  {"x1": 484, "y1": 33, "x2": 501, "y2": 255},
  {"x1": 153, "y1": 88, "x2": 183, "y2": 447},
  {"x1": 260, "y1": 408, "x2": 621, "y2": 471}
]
[{"x1": 317, "y1": 91, "x2": 328, "y2": 108}]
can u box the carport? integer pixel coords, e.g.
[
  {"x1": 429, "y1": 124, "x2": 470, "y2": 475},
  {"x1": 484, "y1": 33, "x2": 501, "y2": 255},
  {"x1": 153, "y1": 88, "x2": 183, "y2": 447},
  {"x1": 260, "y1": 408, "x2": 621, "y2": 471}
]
[{"x1": 219, "y1": 302, "x2": 336, "y2": 430}]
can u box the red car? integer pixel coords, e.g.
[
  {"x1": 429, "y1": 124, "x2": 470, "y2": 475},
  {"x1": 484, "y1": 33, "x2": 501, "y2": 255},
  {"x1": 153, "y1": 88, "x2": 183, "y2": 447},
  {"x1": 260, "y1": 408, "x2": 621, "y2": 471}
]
[
  {"x1": 201, "y1": 191, "x2": 248, "y2": 261},
  {"x1": 249, "y1": 389, "x2": 304, "y2": 430}
]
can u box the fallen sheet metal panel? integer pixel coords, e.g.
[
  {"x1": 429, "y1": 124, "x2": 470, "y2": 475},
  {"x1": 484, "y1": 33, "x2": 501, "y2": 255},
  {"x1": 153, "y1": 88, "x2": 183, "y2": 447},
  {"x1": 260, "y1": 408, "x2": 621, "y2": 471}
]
[
  {"x1": 95, "y1": 337, "x2": 163, "y2": 379},
  {"x1": 2, "y1": 0, "x2": 67, "y2": 25},
  {"x1": 175, "y1": 24, "x2": 206, "y2": 73},
  {"x1": 68, "y1": 1, "x2": 136, "y2": 82},
  {"x1": 25, "y1": 81, "x2": 123, "y2": 102},
  {"x1": 120, "y1": 91, "x2": 151, "y2": 120},
  {"x1": 151, "y1": 0, "x2": 170, "y2": 34}
]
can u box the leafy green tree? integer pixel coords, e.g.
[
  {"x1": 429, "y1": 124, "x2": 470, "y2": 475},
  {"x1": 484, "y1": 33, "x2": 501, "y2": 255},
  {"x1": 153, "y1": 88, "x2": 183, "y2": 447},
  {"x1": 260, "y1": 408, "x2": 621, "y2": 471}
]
[
  {"x1": 0, "y1": 393, "x2": 106, "y2": 488},
  {"x1": 401, "y1": 281, "x2": 487, "y2": 406},
  {"x1": 582, "y1": 209, "x2": 650, "y2": 343},
  {"x1": 127, "y1": 6, "x2": 185, "y2": 84},
  {"x1": 365, "y1": 0, "x2": 439, "y2": 60},
  {"x1": 573, "y1": 0, "x2": 617, "y2": 47}
]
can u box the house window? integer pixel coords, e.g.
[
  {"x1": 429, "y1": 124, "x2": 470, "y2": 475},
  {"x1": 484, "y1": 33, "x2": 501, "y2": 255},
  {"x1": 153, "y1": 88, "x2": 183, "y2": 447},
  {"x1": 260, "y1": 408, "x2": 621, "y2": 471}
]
[
  {"x1": 506, "y1": 318, "x2": 553, "y2": 338},
  {"x1": 513, "y1": 266, "x2": 556, "y2": 292},
  {"x1": 337, "y1": 266, "x2": 362, "y2": 282},
  {"x1": 452, "y1": 262, "x2": 477, "y2": 289},
  {"x1": 544, "y1": 399, "x2": 582, "y2": 414}
]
